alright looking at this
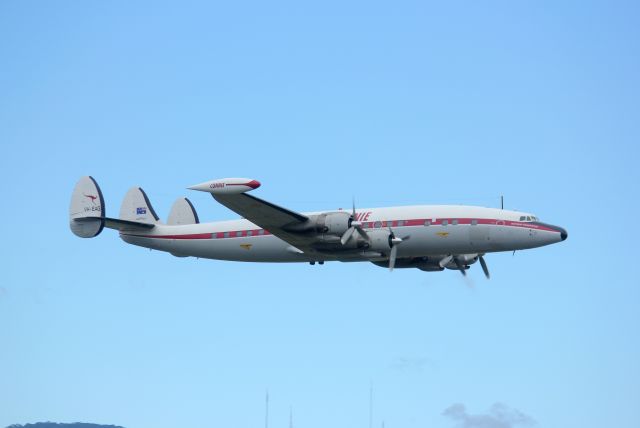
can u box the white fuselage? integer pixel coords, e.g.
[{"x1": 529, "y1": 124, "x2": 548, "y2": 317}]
[{"x1": 120, "y1": 205, "x2": 566, "y2": 263}]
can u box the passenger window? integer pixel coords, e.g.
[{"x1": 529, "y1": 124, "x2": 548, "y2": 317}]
[
  {"x1": 258, "y1": 229, "x2": 265, "y2": 235},
  {"x1": 374, "y1": 221, "x2": 382, "y2": 228},
  {"x1": 398, "y1": 220, "x2": 405, "y2": 227},
  {"x1": 452, "y1": 219, "x2": 458, "y2": 225},
  {"x1": 471, "y1": 219, "x2": 478, "y2": 226},
  {"x1": 442, "y1": 220, "x2": 449, "y2": 226},
  {"x1": 223, "y1": 232, "x2": 230, "y2": 238},
  {"x1": 424, "y1": 220, "x2": 431, "y2": 226}
]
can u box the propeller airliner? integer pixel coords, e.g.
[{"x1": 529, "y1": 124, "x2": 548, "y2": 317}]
[{"x1": 69, "y1": 176, "x2": 567, "y2": 277}]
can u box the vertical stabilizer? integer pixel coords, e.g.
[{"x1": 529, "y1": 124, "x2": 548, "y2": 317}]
[
  {"x1": 69, "y1": 176, "x2": 105, "y2": 238},
  {"x1": 167, "y1": 197, "x2": 199, "y2": 225},
  {"x1": 119, "y1": 187, "x2": 161, "y2": 225}
]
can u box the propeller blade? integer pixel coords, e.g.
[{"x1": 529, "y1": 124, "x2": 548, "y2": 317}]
[
  {"x1": 479, "y1": 255, "x2": 490, "y2": 279},
  {"x1": 355, "y1": 226, "x2": 369, "y2": 241},
  {"x1": 389, "y1": 245, "x2": 398, "y2": 271},
  {"x1": 453, "y1": 257, "x2": 467, "y2": 276},
  {"x1": 439, "y1": 255, "x2": 453, "y2": 268},
  {"x1": 340, "y1": 227, "x2": 356, "y2": 245}
]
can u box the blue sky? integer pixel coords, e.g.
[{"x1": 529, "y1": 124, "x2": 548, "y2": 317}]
[{"x1": 1, "y1": 1, "x2": 639, "y2": 427}]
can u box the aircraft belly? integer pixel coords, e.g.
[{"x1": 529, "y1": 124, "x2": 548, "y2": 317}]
[{"x1": 121, "y1": 235, "x2": 308, "y2": 262}]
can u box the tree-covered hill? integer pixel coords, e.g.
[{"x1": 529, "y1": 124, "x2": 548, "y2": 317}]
[{"x1": 7, "y1": 423, "x2": 125, "y2": 428}]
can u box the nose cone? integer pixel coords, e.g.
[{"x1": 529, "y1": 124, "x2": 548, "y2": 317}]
[{"x1": 534, "y1": 221, "x2": 568, "y2": 244}]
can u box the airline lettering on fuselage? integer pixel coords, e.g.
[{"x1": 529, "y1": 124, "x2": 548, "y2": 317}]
[
  {"x1": 354, "y1": 212, "x2": 372, "y2": 222},
  {"x1": 209, "y1": 183, "x2": 225, "y2": 189}
]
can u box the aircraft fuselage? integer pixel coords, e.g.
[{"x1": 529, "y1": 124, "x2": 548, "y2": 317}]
[{"x1": 119, "y1": 205, "x2": 567, "y2": 264}]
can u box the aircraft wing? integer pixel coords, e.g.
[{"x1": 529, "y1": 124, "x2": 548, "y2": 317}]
[
  {"x1": 214, "y1": 193, "x2": 321, "y2": 254},
  {"x1": 189, "y1": 178, "x2": 322, "y2": 254},
  {"x1": 214, "y1": 193, "x2": 308, "y2": 227}
]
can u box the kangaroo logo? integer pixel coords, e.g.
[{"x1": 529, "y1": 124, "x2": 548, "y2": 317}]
[{"x1": 83, "y1": 193, "x2": 98, "y2": 205}]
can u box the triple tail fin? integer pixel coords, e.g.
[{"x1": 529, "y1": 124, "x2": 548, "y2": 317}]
[
  {"x1": 69, "y1": 177, "x2": 158, "y2": 238},
  {"x1": 69, "y1": 176, "x2": 106, "y2": 238},
  {"x1": 167, "y1": 197, "x2": 199, "y2": 225},
  {"x1": 119, "y1": 187, "x2": 162, "y2": 225}
]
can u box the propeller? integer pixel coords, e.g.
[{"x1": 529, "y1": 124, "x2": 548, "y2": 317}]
[
  {"x1": 453, "y1": 257, "x2": 467, "y2": 276},
  {"x1": 478, "y1": 255, "x2": 490, "y2": 279},
  {"x1": 439, "y1": 254, "x2": 491, "y2": 279},
  {"x1": 388, "y1": 227, "x2": 410, "y2": 271},
  {"x1": 438, "y1": 255, "x2": 453, "y2": 268},
  {"x1": 340, "y1": 199, "x2": 369, "y2": 245}
]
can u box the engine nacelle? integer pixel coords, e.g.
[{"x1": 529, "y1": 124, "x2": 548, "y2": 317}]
[
  {"x1": 444, "y1": 254, "x2": 478, "y2": 270},
  {"x1": 366, "y1": 229, "x2": 393, "y2": 253},
  {"x1": 372, "y1": 256, "x2": 441, "y2": 270},
  {"x1": 316, "y1": 212, "x2": 352, "y2": 236},
  {"x1": 371, "y1": 254, "x2": 479, "y2": 271}
]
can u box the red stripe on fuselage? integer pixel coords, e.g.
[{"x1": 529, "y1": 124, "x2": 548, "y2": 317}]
[
  {"x1": 120, "y1": 217, "x2": 560, "y2": 240},
  {"x1": 124, "y1": 233, "x2": 213, "y2": 240}
]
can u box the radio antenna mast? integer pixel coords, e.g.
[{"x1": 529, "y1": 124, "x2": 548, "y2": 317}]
[
  {"x1": 265, "y1": 390, "x2": 269, "y2": 428},
  {"x1": 369, "y1": 383, "x2": 373, "y2": 428}
]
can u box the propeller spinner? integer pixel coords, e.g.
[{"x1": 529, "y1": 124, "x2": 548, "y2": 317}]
[
  {"x1": 340, "y1": 199, "x2": 369, "y2": 245},
  {"x1": 388, "y1": 227, "x2": 410, "y2": 272}
]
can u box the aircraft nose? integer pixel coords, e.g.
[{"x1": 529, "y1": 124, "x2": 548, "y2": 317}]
[
  {"x1": 536, "y1": 222, "x2": 568, "y2": 242},
  {"x1": 559, "y1": 227, "x2": 568, "y2": 241}
]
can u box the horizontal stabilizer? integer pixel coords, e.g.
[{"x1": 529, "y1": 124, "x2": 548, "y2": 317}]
[{"x1": 74, "y1": 216, "x2": 155, "y2": 232}]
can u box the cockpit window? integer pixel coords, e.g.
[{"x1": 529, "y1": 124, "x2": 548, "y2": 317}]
[{"x1": 520, "y1": 216, "x2": 526, "y2": 221}]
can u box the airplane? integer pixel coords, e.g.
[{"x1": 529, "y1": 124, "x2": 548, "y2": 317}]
[{"x1": 69, "y1": 176, "x2": 567, "y2": 277}]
